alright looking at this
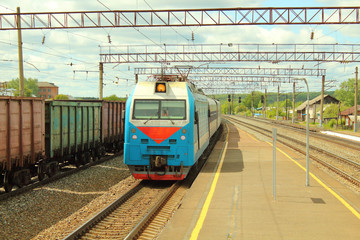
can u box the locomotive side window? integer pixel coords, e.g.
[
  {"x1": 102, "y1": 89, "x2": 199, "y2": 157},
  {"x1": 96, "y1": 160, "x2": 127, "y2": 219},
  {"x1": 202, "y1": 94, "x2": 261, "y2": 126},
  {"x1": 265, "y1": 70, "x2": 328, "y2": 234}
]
[{"x1": 133, "y1": 100, "x2": 186, "y2": 120}]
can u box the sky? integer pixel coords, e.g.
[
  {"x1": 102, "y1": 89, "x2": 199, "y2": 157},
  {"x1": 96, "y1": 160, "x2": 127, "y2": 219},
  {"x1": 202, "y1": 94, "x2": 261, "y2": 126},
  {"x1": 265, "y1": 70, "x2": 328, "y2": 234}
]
[{"x1": 1, "y1": 0, "x2": 360, "y2": 98}]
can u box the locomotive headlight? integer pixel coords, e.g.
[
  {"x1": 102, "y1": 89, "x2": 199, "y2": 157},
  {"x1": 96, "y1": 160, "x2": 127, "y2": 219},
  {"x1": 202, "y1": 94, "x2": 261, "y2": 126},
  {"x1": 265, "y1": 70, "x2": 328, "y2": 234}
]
[
  {"x1": 132, "y1": 135, "x2": 138, "y2": 140},
  {"x1": 181, "y1": 135, "x2": 186, "y2": 140},
  {"x1": 131, "y1": 128, "x2": 136, "y2": 133},
  {"x1": 181, "y1": 129, "x2": 187, "y2": 134}
]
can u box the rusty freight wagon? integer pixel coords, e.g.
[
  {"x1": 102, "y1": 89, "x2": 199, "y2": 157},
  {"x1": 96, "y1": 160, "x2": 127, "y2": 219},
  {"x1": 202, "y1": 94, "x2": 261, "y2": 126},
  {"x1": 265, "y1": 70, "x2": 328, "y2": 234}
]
[
  {"x1": 45, "y1": 100, "x2": 103, "y2": 168},
  {"x1": 1, "y1": 99, "x2": 126, "y2": 193},
  {"x1": 101, "y1": 101, "x2": 126, "y2": 152},
  {"x1": 0, "y1": 97, "x2": 45, "y2": 192}
]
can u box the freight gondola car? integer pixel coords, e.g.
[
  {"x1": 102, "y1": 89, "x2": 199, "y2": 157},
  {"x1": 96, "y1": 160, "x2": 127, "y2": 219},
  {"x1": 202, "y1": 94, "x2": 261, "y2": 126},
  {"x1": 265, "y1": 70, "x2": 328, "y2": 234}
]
[
  {"x1": 44, "y1": 100, "x2": 103, "y2": 170},
  {"x1": 0, "y1": 97, "x2": 45, "y2": 192},
  {"x1": 124, "y1": 79, "x2": 221, "y2": 180},
  {"x1": 0, "y1": 98, "x2": 126, "y2": 192},
  {"x1": 102, "y1": 101, "x2": 125, "y2": 154}
]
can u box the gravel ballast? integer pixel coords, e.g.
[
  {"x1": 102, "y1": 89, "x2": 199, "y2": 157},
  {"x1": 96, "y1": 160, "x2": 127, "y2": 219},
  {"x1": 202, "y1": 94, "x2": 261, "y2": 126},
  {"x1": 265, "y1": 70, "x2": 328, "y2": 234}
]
[{"x1": 0, "y1": 156, "x2": 133, "y2": 240}]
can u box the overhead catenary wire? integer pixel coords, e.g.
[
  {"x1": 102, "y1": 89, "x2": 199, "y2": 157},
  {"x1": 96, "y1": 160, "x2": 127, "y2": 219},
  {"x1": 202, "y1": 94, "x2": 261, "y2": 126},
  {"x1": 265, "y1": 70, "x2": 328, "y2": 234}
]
[
  {"x1": 97, "y1": 0, "x2": 165, "y2": 50},
  {"x1": 142, "y1": 0, "x2": 191, "y2": 42}
]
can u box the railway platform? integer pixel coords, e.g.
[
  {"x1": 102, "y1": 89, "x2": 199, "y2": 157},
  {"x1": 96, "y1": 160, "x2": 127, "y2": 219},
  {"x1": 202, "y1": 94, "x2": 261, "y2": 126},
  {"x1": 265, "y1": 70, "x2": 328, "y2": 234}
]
[{"x1": 158, "y1": 121, "x2": 360, "y2": 240}]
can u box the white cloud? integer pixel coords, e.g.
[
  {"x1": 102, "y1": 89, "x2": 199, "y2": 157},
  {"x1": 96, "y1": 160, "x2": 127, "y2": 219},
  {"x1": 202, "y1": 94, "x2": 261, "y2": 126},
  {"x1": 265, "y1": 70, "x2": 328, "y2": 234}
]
[{"x1": 315, "y1": 0, "x2": 360, "y2": 6}]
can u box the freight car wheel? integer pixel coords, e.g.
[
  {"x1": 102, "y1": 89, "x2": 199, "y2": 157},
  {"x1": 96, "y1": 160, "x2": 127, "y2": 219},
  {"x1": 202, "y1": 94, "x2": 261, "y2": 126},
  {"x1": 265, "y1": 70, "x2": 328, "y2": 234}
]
[
  {"x1": 13, "y1": 170, "x2": 30, "y2": 188},
  {"x1": 92, "y1": 152, "x2": 99, "y2": 162},
  {"x1": 3, "y1": 172, "x2": 13, "y2": 193},
  {"x1": 37, "y1": 163, "x2": 46, "y2": 181},
  {"x1": 84, "y1": 152, "x2": 91, "y2": 164},
  {"x1": 79, "y1": 153, "x2": 86, "y2": 165},
  {"x1": 101, "y1": 146, "x2": 106, "y2": 156},
  {"x1": 47, "y1": 162, "x2": 58, "y2": 178}
]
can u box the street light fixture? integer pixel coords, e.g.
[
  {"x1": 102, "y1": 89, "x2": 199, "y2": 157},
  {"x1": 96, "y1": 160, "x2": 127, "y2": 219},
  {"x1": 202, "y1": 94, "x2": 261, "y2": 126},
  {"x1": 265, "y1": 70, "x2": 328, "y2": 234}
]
[{"x1": 293, "y1": 77, "x2": 310, "y2": 186}]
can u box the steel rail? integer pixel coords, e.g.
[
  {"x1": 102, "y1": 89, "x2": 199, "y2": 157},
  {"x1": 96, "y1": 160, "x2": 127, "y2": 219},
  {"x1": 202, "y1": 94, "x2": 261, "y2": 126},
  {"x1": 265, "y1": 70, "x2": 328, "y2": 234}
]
[
  {"x1": 225, "y1": 116, "x2": 360, "y2": 187},
  {"x1": 124, "y1": 124, "x2": 223, "y2": 239},
  {"x1": 124, "y1": 182, "x2": 180, "y2": 240},
  {"x1": 63, "y1": 182, "x2": 144, "y2": 240},
  {"x1": 244, "y1": 116, "x2": 360, "y2": 152},
  {"x1": 0, "y1": 152, "x2": 122, "y2": 202}
]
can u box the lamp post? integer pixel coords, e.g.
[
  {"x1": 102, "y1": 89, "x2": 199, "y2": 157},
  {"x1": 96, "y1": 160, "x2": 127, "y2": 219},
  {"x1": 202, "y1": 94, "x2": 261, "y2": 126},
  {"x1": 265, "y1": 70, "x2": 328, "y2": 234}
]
[{"x1": 294, "y1": 78, "x2": 310, "y2": 186}]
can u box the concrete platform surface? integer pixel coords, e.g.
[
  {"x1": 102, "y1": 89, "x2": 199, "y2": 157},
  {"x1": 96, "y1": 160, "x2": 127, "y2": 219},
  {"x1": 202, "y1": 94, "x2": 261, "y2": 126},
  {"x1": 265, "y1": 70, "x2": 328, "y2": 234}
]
[{"x1": 158, "y1": 122, "x2": 360, "y2": 240}]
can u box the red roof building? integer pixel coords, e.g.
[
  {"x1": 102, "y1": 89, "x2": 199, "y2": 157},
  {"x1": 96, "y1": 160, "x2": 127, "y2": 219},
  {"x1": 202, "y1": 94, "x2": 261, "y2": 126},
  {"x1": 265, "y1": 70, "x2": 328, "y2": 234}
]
[{"x1": 339, "y1": 106, "x2": 360, "y2": 129}]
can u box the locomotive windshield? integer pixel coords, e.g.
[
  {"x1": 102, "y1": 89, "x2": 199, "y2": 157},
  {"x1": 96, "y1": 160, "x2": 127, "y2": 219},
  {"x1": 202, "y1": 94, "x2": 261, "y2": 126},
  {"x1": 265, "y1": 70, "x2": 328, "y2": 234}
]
[{"x1": 133, "y1": 99, "x2": 186, "y2": 120}]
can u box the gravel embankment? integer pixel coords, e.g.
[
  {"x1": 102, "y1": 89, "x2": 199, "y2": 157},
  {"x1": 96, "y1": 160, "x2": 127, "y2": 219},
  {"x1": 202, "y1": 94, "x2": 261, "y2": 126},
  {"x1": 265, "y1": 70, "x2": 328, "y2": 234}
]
[{"x1": 0, "y1": 156, "x2": 134, "y2": 240}]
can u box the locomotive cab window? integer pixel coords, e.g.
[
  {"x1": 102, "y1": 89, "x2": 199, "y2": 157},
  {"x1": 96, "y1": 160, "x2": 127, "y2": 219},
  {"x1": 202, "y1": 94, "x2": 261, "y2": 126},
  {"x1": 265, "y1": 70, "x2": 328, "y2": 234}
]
[
  {"x1": 133, "y1": 100, "x2": 159, "y2": 119},
  {"x1": 133, "y1": 100, "x2": 186, "y2": 120}
]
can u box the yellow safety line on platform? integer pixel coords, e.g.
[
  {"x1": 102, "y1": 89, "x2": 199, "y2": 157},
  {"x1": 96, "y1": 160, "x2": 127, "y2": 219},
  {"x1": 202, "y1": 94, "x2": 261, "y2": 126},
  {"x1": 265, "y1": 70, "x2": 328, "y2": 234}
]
[
  {"x1": 245, "y1": 131, "x2": 259, "y2": 142},
  {"x1": 267, "y1": 142, "x2": 360, "y2": 220},
  {"x1": 190, "y1": 123, "x2": 229, "y2": 240}
]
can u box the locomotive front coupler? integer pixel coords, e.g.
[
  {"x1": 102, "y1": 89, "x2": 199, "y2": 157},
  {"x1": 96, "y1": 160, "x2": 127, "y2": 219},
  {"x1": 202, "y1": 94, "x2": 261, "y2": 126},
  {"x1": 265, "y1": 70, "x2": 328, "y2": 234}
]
[{"x1": 150, "y1": 155, "x2": 167, "y2": 171}]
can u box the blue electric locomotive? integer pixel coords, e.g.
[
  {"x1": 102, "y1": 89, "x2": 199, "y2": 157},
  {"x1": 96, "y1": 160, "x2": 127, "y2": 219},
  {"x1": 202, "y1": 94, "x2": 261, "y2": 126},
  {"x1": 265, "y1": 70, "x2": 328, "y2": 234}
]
[{"x1": 124, "y1": 78, "x2": 221, "y2": 180}]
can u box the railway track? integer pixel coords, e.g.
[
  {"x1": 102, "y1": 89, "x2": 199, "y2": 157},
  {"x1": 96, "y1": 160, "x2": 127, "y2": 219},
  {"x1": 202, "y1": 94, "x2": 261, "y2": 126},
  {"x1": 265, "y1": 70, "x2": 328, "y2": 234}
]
[
  {"x1": 64, "y1": 123, "x2": 223, "y2": 240},
  {"x1": 0, "y1": 152, "x2": 122, "y2": 202},
  {"x1": 225, "y1": 116, "x2": 360, "y2": 187},
  {"x1": 243, "y1": 116, "x2": 360, "y2": 152}
]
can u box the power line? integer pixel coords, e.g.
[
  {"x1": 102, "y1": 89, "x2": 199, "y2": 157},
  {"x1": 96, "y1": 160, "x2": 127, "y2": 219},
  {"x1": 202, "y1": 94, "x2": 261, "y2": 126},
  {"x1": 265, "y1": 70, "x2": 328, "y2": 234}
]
[
  {"x1": 0, "y1": 39, "x2": 92, "y2": 64},
  {"x1": 96, "y1": 0, "x2": 165, "y2": 50},
  {"x1": 142, "y1": 0, "x2": 191, "y2": 42}
]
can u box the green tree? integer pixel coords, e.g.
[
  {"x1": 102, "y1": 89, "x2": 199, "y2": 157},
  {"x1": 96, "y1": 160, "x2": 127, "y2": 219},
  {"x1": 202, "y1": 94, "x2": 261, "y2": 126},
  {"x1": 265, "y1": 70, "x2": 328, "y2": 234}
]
[
  {"x1": 103, "y1": 94, "x2": 126, "y2": 101},
  {"x1": 7, "y1": 77, "x2": 39, "y2": 97},
  {"x1": 335, "y1": 78, "x2": 359, "y2": 107},
  {"x1": 243, "y1": 91, "x2": 262, "y2": 110},
  {"x1": 323, "y1": 103, "x2": 347, "y2": 118},
  {"x1": 55, "y1": 94, "x2": 69, "y2": 100},
  {"x1": 234, "y1": 104, "x2": 248, "y2": 114}
]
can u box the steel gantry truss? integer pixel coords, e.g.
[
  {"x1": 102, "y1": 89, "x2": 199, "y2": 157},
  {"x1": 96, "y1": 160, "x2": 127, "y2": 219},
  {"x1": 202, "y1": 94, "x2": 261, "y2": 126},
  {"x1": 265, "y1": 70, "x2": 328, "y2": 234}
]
[
  {"x1": 100, "y1": 43, "x2": 360, "y2": 63},
  {"x1": 2, "y1": 7, "x2": 360, "y2": 30},
  {"x1": 134, "y1": 67, "x2": 326, "y2": 76},
  {"x1": 196, "y1": 82, "x2": 273, "y2": 94},
  {"x1": 191, "y1": 76, "x2": 303, "y2": 83}
]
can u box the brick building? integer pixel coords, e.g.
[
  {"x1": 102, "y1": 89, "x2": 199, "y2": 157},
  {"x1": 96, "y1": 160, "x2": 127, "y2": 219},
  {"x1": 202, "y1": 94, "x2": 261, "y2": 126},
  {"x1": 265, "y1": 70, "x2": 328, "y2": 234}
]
[{"x1": 38, "y1": 82, "x2": 58, "y2": 99}]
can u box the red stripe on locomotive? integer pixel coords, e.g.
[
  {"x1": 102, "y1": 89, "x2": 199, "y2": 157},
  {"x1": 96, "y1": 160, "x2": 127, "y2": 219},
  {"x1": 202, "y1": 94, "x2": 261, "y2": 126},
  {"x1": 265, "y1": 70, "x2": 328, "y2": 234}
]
[{"x1": 137, "y1": 127, "x2": 181, "y2": 144}]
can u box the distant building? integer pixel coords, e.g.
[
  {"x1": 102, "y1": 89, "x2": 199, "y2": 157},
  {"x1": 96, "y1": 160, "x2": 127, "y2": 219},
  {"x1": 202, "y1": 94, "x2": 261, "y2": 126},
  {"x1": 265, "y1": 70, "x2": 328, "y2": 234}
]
[
  {"x1": 38, "y1": 82, "x2": 58, "y2": 99},
  {"x1": 295, "y1": 95, "x2": 339, "y2": 122},
  {"x1": 339, "y1": 106, "x2": 360, "y2": 129}
]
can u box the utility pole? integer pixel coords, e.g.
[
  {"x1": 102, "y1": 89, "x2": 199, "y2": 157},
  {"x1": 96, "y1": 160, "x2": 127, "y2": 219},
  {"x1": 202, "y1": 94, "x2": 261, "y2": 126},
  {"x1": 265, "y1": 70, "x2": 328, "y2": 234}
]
[
  {"x1": 251, "y1": 91, "x2": 254, "y2": 117},
  {"x1": 265, "y1": 89, "x2": 267, "y2": 118},
  {"x1": 135, "y1": 74, "x2": 138, "y2": 84},
  {"x1": 277, "y1": 85, "x2": 279, "y2": 120},
  {"x1": 99, "y1": 62, "x2": 103, "y2": 100},
  {"x1": 17, "y1": 7, "x2": 25, "y2": 97},
  {"x1": 231, "y1": 93, "x2": 234, "y2": 114},
  {"x1": 292, "y1": 82, "x2": 295, "y2": 123},
  {"x1": 319, "y1": 75, "x2": 325, "y2": 127},
  {"x1": 355, "y1": 67, "x2": 358, "y2": 132},
  {"x1": 285, "y1": 94, "x2": 288, "y2": 120}
]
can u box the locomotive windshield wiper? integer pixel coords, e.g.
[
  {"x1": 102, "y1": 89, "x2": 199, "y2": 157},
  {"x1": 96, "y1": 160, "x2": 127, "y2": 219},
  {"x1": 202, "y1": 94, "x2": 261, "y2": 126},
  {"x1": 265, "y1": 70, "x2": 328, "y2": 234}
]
[{"x1": 143, "y1": 114, "x2": 158, "y2": 124}]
